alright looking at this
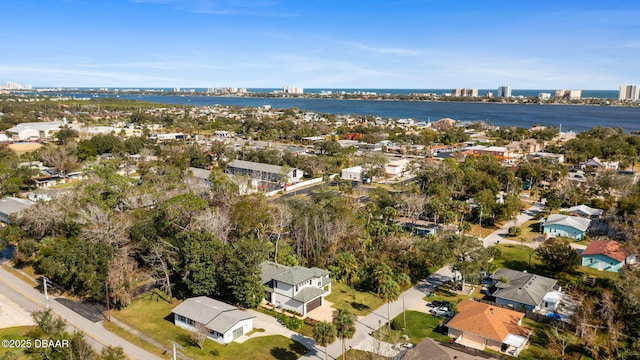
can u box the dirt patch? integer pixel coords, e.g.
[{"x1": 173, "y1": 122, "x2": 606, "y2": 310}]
[{"x1": 8, "y1": 143, "x2": 43, "y2": 154}]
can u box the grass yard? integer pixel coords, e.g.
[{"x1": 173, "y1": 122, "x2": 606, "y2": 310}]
[
  {"x1": 337, "y1": 349, "x2": 383, "y2": 360},
  {"x1": 423, "y1": 280, "x2": 477, "y2": 304},
  {"x1": 518, "y1": 318, "x2": 589, "y2": 360},
  {"x1": 325, "y1": 282, "x2": 385, "y2": 316},
  {"x1": 492, "y1": 244, "x2": 540, "y2": 272},
  {"x1": 373, "y1": 310, "x2": 449, "y2": 345},
  {"x1": 516, "y1": 219, "x2": 543, "y2": 242},
  {"x1": 469, "y1": 224, "x2": 499, "y2": 238},
  {"x1": 109, "y1": 290, "x2": 308, "y2": 360},
  {"x1": 0, "y1": 326, "x2": 36, "y2": 360}
]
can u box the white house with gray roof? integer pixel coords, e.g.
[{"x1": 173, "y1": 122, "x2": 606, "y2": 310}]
[
  {"x1": 6, "y1": 121, "x2": 64, "y2": 142},
  {"x1": 226, "y1": 160, "x2": 303, "y2": 185},
  {"x1": 0, "y1": 196, "x2": 36, "y2": 224},
  {"x1": 490, "y1": 268, "x2": 561, "y2": 312},
  {"x1": 172, "y1": 296, "x2": 255, "y2": 344},
  {"x1": 261, "y1": 261, "x2": 331, "y2": 316}
]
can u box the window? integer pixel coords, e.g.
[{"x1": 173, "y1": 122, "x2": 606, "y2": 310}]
[{"x1": 589, "y1": 258, "x2": 593, "y2": 264}]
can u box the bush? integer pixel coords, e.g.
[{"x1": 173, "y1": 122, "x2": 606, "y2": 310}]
[
  {"x1": 508, "y1": 226, "x2": 522, "y2": 237},
  {"x1": 390, "y1": 318, "x2": 404, "y2": 331},
  {"x1": 276, "y1": 313, "x2": 304, "y2": 331}
]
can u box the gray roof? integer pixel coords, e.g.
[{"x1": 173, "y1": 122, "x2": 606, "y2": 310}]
[
  {"x1": 491, "y1": 269, "x2": 557, "y2": 307},
  {"x1": 6, "y1": 121, "x2": 63, "y2": 134},
  {"x1": 543, "y1": 214, "x2": 591, "y2": 232},
  {"x1": 261, "y1": 261, "x2": 329, "y2": 286},
  {"x1": 0, "y1": 197, "x2": 36, "y2": 224},
  {"x1": 293, "y1": 287, "x2": 326, "y2": 302},
  {"x1": 566, "y1": 205, "x2": 603, "y2": 217},
  {"x1": 172, "y1": 296, "x2": 254, "y2": 334},
  {"x1": 227, "y1": 159, "x2": 284, "y2": 175}
]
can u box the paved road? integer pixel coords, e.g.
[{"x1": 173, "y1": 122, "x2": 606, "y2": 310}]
[{"x1": 0, "y1": 264, "x2": 164, "y2": 360}]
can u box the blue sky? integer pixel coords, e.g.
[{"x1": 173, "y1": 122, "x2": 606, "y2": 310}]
[{"x1": 1, "y1": 0, "x2": 639, "y2": 89}]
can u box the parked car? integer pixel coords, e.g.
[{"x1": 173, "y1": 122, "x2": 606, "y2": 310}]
[
  {"x1": 430, "y1": 300, "x2": 452, "y2": 310},
  {"x1": 430, "y1": 306, "x2": 452, "y2": 317}
]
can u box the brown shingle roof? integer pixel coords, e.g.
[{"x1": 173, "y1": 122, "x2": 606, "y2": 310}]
[
  {"x1": 447, "y1": 299, "x2": 531, "y2": 342},
  {"x1": 582, "y1": 240, "x2": 626, "y2": 262}
]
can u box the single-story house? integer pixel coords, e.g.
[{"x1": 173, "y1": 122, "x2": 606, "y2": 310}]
[
  {"x1": 261, "y1": 261, "x2": 331, "y2": 316},
  {"x1": 490, "y1": 268, "x2": 561, "y2": 312},
  {"x1": 172, "y1": 296, "x2": 255, "y2": 344},
  {"x1": 384, "y1": 158, "x2": 411, "y2": 177},
  {"x1": 6, "y1": 121, "x2": 63, "y2": 142},
  {"x1": 447, "y1": 299, "x2": 532, "y2": 357},
  {"x1": 581, "y1": 240, "x2": 636, "y2": 272},
  {"x1": 541, "y1": 214, "x2": 591, "y2": 240},
  {"x1": 582, "y1": 157, "x2": 619, "y2": 171},
  {"x1": 0, "y1": 196, "x2": 36, "y2": 224},
  {"x1": 564, "y1": 205, "x2": 603, "y2": 219},
  {"x1": 341, "y1": 166, "x2": 364, "y2": 181}
]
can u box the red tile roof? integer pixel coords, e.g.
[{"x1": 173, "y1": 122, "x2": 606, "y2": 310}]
[{"x1": 582, "y1": 240, "x2": 626, "y2": 262}]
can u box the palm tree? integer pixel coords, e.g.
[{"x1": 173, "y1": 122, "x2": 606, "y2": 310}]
[
  {"x1": 333, "y1": 309, "x2": 356, "y2": 360},
  {"x1": 312, "y1": 321, "x2": 336, "y2": 360},
  {"x1": 373, "y1": 264, "x2": 394, "y2": 297},
  {"x1": 379, "y1": 279, "x2": 401, "y2": 332},
  {"x1": 395, "y1": 273, "x2": 412, "y2": 329}
]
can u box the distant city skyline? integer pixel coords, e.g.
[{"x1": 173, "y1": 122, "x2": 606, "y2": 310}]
[{"x1": 1, "y1": 0, "x2": 639, "y2": 89}]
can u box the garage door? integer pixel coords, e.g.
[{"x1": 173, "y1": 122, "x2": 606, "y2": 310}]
[{"x1": 306, "y1": 297, "x2": 322, "y2": 313}]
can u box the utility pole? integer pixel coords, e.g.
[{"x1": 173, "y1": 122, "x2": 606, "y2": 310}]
[
  {"x1": 478, "y1": 204, "x2": 483, "y2": 239},
  {"x1": 169, "y1": 341, "x2": 184, "y2": 360}
]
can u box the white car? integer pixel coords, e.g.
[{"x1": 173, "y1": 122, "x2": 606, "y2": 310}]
[{"x1": 430, "y1": 306, "x2": 452, "y2": 317}]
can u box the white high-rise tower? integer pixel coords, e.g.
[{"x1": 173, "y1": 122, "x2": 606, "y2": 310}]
[
  {"x1": 619, "y1": 84, "x2": 639, "y2": 100},
  {"x1": 498, "y1": 85, "x2": 512, "y2": 97}
]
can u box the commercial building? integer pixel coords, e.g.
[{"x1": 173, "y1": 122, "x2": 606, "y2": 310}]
[{"x1": 619, "y1": 84, "x2": 639, "y2": 101}]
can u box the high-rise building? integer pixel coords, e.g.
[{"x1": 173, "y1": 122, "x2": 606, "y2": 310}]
[
  {"x1": 283, "y1": 86, "x2": 303, "y2": 94},
  {"x1": 498, "y1": 85, "x2": 512, "y2": 97},
  {"x1": 555, "y1": 89, "x2": 581, "y2": 100},
  {"x1": 452, "y1": 88, "x2": 478, "y2": 97},
  {"x1": 619, "y1": 84, "x2": 639, "y2": 101}
]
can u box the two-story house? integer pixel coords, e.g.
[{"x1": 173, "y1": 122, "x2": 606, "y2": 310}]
[{"x1": 260, "y1": 261, "x2": 332, "y2": 316}]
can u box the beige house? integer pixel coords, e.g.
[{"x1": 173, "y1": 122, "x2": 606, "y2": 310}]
[{"x1": 447, "y1": 299, "x2": 531, "y2": 357}]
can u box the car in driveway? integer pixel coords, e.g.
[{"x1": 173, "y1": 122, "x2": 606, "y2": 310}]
[
  {"x1": 430, "y1": 300, "x2": 452, "y2": 310},
  {"x1": 430, "y1": 306, "x2": 452, "y2": 317}
]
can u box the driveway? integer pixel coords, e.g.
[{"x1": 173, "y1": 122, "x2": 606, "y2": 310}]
[{"x1": 0, "y1": 292, "x2": 35, "y2": 328}]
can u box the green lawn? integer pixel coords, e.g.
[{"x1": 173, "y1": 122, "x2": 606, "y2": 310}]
[
  {"x1": 109, "y1": 290, "x2": 308, "y2": 360},
  {"x1": 0, "y1": 326, "x2": 37, "y2": 360},
  {"x1": 423, "y1": 280, "x2": 478, "y2": 304},
  {"x1": 325, "y1": 282, "x2": 386, "y2": 316},
  {"x1": 373, "y1": 310, "x2": 449, "y2": 344},
  {"x1": 394, "y1": 310, "x2": 450, "y2": 343},
  {"x1": 516, "y1": 219, "x2": 543, "y2": 242}
]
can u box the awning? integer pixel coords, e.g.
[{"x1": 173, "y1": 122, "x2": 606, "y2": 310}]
[{"x1": 503, "y1": 334, "x2": 527, "y2": 348}]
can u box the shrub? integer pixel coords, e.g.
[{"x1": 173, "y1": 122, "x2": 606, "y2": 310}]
[
  {"x1": 276, "y1": 314, "x2": 304, "y2": 331},
  {"x1": 508, "y1": 226, "x2": 522, "y2": 237}
]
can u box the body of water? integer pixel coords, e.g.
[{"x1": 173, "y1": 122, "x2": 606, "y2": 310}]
[{"x1": 108, "y1": 94, "x2": 640, "y2": 133}]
